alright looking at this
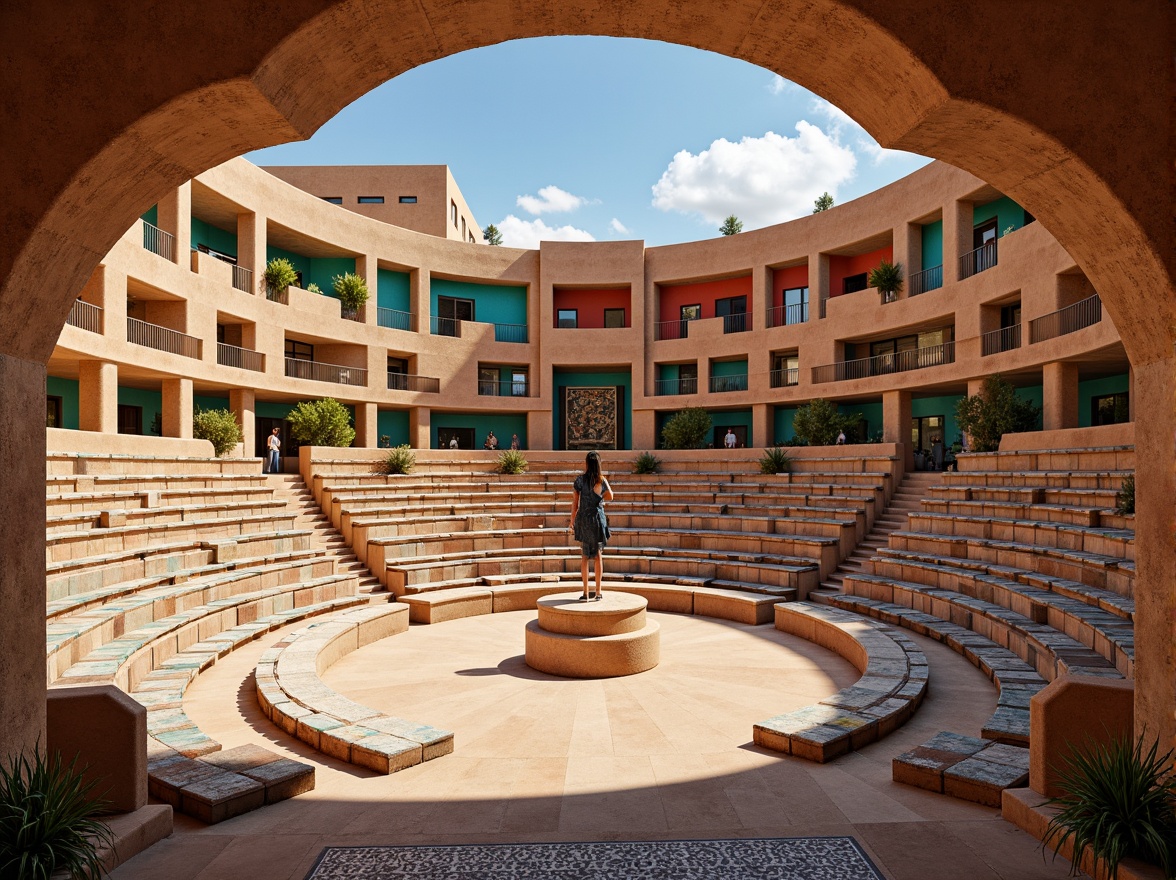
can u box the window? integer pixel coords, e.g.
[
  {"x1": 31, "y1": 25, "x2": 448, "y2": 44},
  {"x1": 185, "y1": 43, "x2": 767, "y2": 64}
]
[
  {"x1": 973, "y1": 218, "x2": 998, "y2": 249},
  {"x1": 478, "y1": 366, "x2": 500, "y2": 396},
  {"x1": 387, "y1": 356, "x2": 408, "y2": 391},
  {"x1": 216, "y1": 323, "x2": 226, "y2": 344},
  {"x1": 285, "y1": 339, "x2": 314, "y2": 361},
  {"x1": 436, "y1": 296, "x2": 474, "y2": 337},
  {"x1": 679, "y1": 304, "x2": 701, "y2": 338},
  {"x1": 195, "y1": 242, "x2": 237, "y2": 264},
  {"x1": 46, "y1": 395, "x2": 62, "y2": 428},
  {"x1": 603, "y1": 308, "x2": 626, "y2": 328},
  {"x1": 843, "y1": 272, "x2": 869, "y2": 294},
  {"x1": 772, "y1": 353, "x2": 799, "y2": 387},
  {"x1": 557, "y1": 309, "x2": 578, "y2": 328},
  {"x1": 321, "y1": 196, "x2": 343, "y2": 204},
  {"x1": 678, "y1": 362, "x2": 698, "y2": 395},
  {"x1": 451, "y1": 201, "x2": 458, "y2": 228},
  {"x1": 716, "y1": 295, "x2": 748, "y2": 333},
  {"x1": 911, "y1": 415, "x2": 945, "y2": 455},
  {"x1": 1091, "y1": 392, "x2": 1130, "y2": 426},
  {"x1": 461, "y1": 216, "x2": 467, "y2": 240},
  {"x1": 399, "y1": 196, "x2": 417, "y2": 204},
  {"x1": 469, "y1": 232, "x2": 476, "y2": 243},
  {"x1": 511, "y1": 369, "x2": 529, "y2": 397},
  {"x1": 357, "y1": 196, "x2": 384, "y2": 204},
  {"x1": 782, "y1": 287, "x2": 809, "y2": 325},
  {"x1": 117, "y1": 404, "x2": 142, "y2": 436},
  {"x1": 1000, "y1": 303, "x2": 1022, "y2": 329},
  {"x1": 439, "y1": 428, "x2": 474, "y2": 450}
]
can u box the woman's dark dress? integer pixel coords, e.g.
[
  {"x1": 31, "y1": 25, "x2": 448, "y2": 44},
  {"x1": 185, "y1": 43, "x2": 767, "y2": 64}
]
[{"x1": 573, "y1": 474, "x2": 610, "y2": 557}]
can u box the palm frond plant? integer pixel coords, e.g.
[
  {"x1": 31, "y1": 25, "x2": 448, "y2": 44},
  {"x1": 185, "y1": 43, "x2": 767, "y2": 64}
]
[
  {"x1": 378, "y1": 444, "x2": 416, "y2": 475},
  {"x1": 497, "y1": 449, "x2": 528, "y2": 474},
  {"x1": 632, "y1": 452, "x2": 661, "y2": 474},
  {"x1": 868, "y1": 259, "x2": 904, "y2": 303},
  {"x1": 759, "y1": 447, "x2": 792, "y2": 475},
  {"x1": 0, "y1": 746, "x2": 115, "y2": 880},
  {"x1": 1043, "y1": 734, "x2": 1176, "y2": 879}
]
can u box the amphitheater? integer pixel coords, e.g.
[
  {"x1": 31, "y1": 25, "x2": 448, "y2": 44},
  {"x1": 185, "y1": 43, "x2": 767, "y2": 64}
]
[{"x1": 3, "y1": 4, "x2": 1173, "y2": 880}]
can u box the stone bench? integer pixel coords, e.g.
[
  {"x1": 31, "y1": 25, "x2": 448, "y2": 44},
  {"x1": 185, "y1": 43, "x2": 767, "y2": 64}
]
[
  {"x1": 919, "y1": 498, "x2": 1112, "y2": 529},
  {"x1": 891, "y1": 731, "x2": 1030, "y2": 807},
  {"x1": 46, "y1": 498, "x2": 290, "y2": 534},
  {"x1": 940, "y1": 470, "x2": 1128, "y2": 491},
  {"x1": 906, "y1": 511, "x2": 1134, "y2": 561},
  {"x1": 45, "y1": 484, "x2": 276, "y2": 515},
  {"x1": 256, "y1": 605, "x2": 455, "y2": 773},
  {"x1": 956, "y1": 446, "x2": 1134, "y2": 473},
  {"x1": 47, "y1": 472, "x2": 268, "y2": 496},
  {"x1": 927, "y1": 483, "x2": 1121, "y2": 509},
  {"x1": 752, "y1": 602, "x2": 928, "y2": 762},
  {"x1": 48, "y1": 451, "x2": 262, "y2": 476}
]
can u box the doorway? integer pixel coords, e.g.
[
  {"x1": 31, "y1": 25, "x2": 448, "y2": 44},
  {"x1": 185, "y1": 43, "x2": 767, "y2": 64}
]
[{"x1": 911, "y1": 415, "x2": 944, "y2": 455}]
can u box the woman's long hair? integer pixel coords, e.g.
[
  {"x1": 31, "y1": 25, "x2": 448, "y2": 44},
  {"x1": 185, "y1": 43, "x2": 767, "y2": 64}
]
[{"x1": 583, "y1": 451, "x2": 602, "y2": 488}]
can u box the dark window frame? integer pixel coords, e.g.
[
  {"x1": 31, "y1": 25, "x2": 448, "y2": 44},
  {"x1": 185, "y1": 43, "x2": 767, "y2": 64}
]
[
  {"x1": 47, "y1": 395, "x2": 63, "y2": 428},
  {"x1": 1091, "y1": 391, "x2": 1130, "y2": 427},
  {"x1": 399, "y1": 196, "x2": 418, "y2": 204},
  {"x1": 603, "y1": 308, "x2": 626, "y2": 328},
  {"x1": 843, "y1": 272, "x2": 869, "y2": 294},
  {"x1": 117, "y1": 404, "x2": 143, "y2": 436},
  {"x1": 357, "y1": 196, "x2": 385, "y2": 204},
  {"x1": 321, "y1": 196, "x2": 343, "y2": 205},
  {"x1": 557, "y1": 309, "x2": 578, "y2": 328},
  {"x1": 285, "y1": 339, "x2": 314, "y2": 362}
]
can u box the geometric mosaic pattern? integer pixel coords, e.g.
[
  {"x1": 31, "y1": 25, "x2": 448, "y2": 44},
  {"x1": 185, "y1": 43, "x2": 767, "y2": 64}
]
[{"x1": 306, "y1": 838, "x2": 886, "y2": 879}]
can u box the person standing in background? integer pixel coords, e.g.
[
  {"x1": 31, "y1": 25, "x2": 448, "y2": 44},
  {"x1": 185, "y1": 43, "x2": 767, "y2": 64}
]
[{"x1": 265, "y1": 427, "x2": 281, "y2": 474}]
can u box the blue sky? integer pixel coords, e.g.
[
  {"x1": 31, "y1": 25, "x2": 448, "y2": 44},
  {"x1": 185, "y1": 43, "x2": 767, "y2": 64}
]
[{"x1": 248, "y1": 37, "x2": 931, "y2": 248}]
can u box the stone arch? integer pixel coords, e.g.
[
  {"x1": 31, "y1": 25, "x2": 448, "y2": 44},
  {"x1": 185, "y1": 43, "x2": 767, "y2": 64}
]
[{"x1": 1, "y1": 0, "x2": 1171, "y2": 754}]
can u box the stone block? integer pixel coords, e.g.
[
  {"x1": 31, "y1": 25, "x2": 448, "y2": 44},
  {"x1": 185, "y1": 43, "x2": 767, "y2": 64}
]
[{"x1": 180, "y1": 770, "x2": 265, "y2": 824}]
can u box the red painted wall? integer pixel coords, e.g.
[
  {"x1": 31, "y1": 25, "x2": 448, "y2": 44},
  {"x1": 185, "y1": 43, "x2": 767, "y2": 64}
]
[
  {"x1": 552, "y1": 287, "x2": 631, "y2": 328},
  {"x1": 773, "y1": 265, "x2": 809, "y2": 307},
  {"x1": 658, "y1": 275, "x2": 753, "y2": 324},
  {"x1": 829, "y1": 245, "x2": 893, "y2": 298}
]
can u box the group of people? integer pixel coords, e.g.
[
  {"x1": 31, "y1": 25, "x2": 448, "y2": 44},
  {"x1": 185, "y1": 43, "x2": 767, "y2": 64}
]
[{"x1": 444, "y1": 431, "x2": 522, "y2": 450}]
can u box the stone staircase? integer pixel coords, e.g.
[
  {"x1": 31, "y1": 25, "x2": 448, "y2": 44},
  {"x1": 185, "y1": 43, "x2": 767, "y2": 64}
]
[
  {"x1": 266, "y1": 474, "x2": 385, "y2": 595},
  {"x1": 811, "y1": 469, "x2": 942, "y2": 602}
]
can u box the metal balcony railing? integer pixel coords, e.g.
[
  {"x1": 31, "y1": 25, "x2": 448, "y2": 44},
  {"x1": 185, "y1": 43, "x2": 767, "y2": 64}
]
[
  {"x1": 908, "y1": 265, "x2": 943, "y2": 296},
  {"x1": 1030, "y1": 294, "x2": 1102, "y2": 343},
  {"x1": 767, "y1": 302, "x2": 808, "y2": 328},
  {"x1": 811, "y1": 340, "x2": 955, "y2": 384},
  {"x1": 431, "y1": 315, "x2": 461, "y2": 337},
  {"x1": 722, "y1": 313, "x2": 749, "y2": 334},
  {"x1": 231, "y1": 265, "x2": 252, "y2": 293},
  {"x1": 377, "y1": 308, "x2": 414, "y2": 332},
  {"x1": 387, "y1": 373, "x2": 440, "y2": 393},
  {"x1": 654, "y1": 318, "x2": 693, "y2": 341},
  {"x1": 216, "y1": 342, "x2": 265, "y2": 372},
  {"x1": 770, "y1": 367, "x2": 799, "y2": 388},
  {"x1": 981, "y1": 324, "x2": 1022, "y2": 356},
  {"x1": 959, "y1": 241, "x2": 998, "y2": 280},
  {"x1": 709, "y1": 373, "x2": 748, "y2": 393},
  {"x1": 494, "y1": 322, "x2": 529, "y2": 343},
  {"x1": 284, "y1": 358, "x2": 367, "y2": 386},
  {"x1": 66, "y1": 300, "x2": 103, "y2": 333},
  {"x1": 653, "y1": 377, "x2": 698, "y2": 396},
  {"x1": 126, "y1": 317, "x2": 201, "y2": 359},
  {"x1": 142, "y1": 221, "x2": 174, "y2": 261},
  {"x1": 478, "y1": 379, "x2": 532, "y2": 397}
]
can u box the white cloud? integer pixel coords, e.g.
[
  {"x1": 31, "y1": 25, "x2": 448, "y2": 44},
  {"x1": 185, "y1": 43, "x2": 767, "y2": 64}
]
[
  {"x1": 609, "y1": 218, "x2": 631, "y2": 235},
  {"x1": 515, "y1": 185, "x2": 590, "y2": 215},
  {"x1": 768, "y1": 74, "x2": 794, "y2": 95},
  {"x1": 810, "y1": 97, "x2": 907, "y2": 166},
  {"x1": 650, "y1": 123, "x2": 857, "y2": 228},
  {"x1": 496, "y1": 214, "x2": 596, "y2": 248}
]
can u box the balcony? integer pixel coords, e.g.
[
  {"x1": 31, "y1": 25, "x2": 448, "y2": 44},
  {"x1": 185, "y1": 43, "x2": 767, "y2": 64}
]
[
  {"x1": 430, "y1": 316, "x2": 528, "y2": 343},
  {"x1": 908, "y1": 265, "x2": 943, "y2": 296},
  {"x1": 231, "y1": 265, "x2": 252, "y2": 293},
  {"x1": 126, "y1": 317, "x2": 201, "y2": 359},
  {"x1": 430, "y1": 315, "x2": 460, "y2": 337},
  {"x1": 478, "y1": 379, "x2": 533, "y2": 397},
  {"x1": 981, "y1": 325, "x2": 1022, "y2": 356},
  {"x1": 959, "y1": 241, "x2": 997, "y2": 280},
  {"x1": 285, "y1": 358, "x2": 367, "y2": 387},
  {"x1": 494, "y1": 322, "x2": 528, "y2": 343},
  {"x1": 709, "y1": 373, "x2": 748, "y2": 393},
  {"x1": 812, "y1": 341, "x2": 955, "y2": 384},
  {"x1": 388, "y1": 372, "x2": 440, "y2": 393},
  {"x1": 1029, "y1": 294, "x2": 1102, "y2": 343},
  {"x1": 66, "y1": 300, "x2": 103, "y2": 334},
  {"x1": 141, "y1": 221, "x2": 174, "y2": 261},
  {"x1": 770, "y1": 367, "x2": 799, "y2": 388},
  {"x1": 721, "y1": 313, "x2": 749, "y2": 334},
  {"x1": 653, "y1": 377, "x2": 698, "y2": 396},
  {"x1": 767, "y1": 302, "x2": 808, "y2": 328},
  {"x1": 216, "y1": 342, "x2": 265, "y2": 372},
  {"x1": 377, "y1": 308, "x2": 415, "y2": 332},
  {"x1": 654, "y1": 318, "x2": 691, "y2": 341}
]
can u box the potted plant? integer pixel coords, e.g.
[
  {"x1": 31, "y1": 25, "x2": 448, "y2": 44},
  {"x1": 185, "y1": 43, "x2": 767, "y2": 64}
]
[
  {"x1": 263, "y1": 257, "x2": 298, "y2": 302},
  {"x1": 868, "y1": 259, "x2": 904, "y2": 304},
  {"x1": 333, "y1": 272, "x2": 369, "y2": 321}
]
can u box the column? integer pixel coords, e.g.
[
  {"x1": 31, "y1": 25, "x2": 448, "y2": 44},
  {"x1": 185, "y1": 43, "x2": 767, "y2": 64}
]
[
  {"x1": 410, "y1": 407, "x2": 431, "y2": 449},
  {"x1": 156, "y1": 181, "x2": 191, "y2": 263},
  {"x1": 527, "y1": 409, "x2": 552, "y2": 450},
  {"x1": 78, "y1": 360, "x2": 118, "y2": 433},
  {"x1": 357, "y1": 254, "x2": 378, "y2": 325},
  {"x1": 752, "y1": 264, "x2": 770, "y2": 331},
  {"x1": 631, "y1": 409, "x2": 657, "y2": 450},
  {"x1": 0, "y1": 353, "x2": 48, "y2": 756},
  {"x1": 355, "y1": 401, "x2": 378, "y2": 448},
  {"x1": 752, "y1": 402, "x2": 771, "y2": 448},
  {"x1": 237, "y1": 211, "x2": 265, "y2": 297},
  {"x1": 944, "y1": 199, "x2": 972, "y2": 284},
  {"x1": 230, "y1": 388, "x2": 255, "y2": 456},
  {"x1": 161, "y1": 377, "x2": 193, "y2": 439},
  {"x1": 894, "y1": 222, "x2": 920, "y2": 300},
  {"x1": 810, "y1": 252, "x2": 830, "y2": 319},
  {"x1": 1042, "y1": 361, "x2": 1079, "y2": 430},
  {"x1": 882, "y1": 388, "x2": 913, "y2": 472},
  {"x1": 412, "y1": 270, "x2": 430, "y2": 335}
]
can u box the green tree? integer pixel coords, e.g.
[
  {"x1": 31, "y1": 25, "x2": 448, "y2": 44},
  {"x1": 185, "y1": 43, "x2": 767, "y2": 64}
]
[
  {"x1": 286, "y1": 397, "x2": 356, "y2": 448},
  {"x1": 193, "y1": 407, "x2": 244, "y2": 456},
  {"x1": 792, "y1": 398, "x2": 861, "y2": 445},
  {"x1": 661, "y1": 407, "x2": 712, "y2": 449},
  {"x1": 719, "y1": 215, "x2": 743, "y2": 236},
  {"x1": 332, "y1": 271, "x2": 369, "y2": 315},
  {"x1": 483, "y1": 224, "x2": 503, "y2": 246},
  {"x1": 954, "y1": 375, "x2": 1041, "y2": 452},
  {"x1": 868, "y1": 259, "x2": 904, "y2": 301},
  {"x1": 262, "y1": 257, "x2": 298, "y2": 297},
  {"x1": 813, "y1": 192, "x2": 834, "y2": 213}
]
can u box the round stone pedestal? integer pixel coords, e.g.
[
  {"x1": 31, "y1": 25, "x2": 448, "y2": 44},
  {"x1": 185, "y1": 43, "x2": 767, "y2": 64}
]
[{"x1": 525, "y1": 592, "x2": 660, "y2": 678}]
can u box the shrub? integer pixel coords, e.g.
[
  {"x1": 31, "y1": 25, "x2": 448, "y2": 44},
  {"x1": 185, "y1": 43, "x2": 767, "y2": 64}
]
[
  {"x1": 262, "y1": 257, "x2": 298, "y2": 297},
  {"x1": 954, "y1": 375, "x2": 1041, "y2": 452},
  {"x1": 660, "y1": 407, "x2": 711, "y2": 449},
  {"x1": 1115, "y1": 475, "x2": 1135, "y2": 515},
  {"x1": 1044, "y1": 734, "x2": 1176, "y2": 879},
  {"x1": 759, "y1": 447, "x2": 792, "y2": 474},
  {"x1": 0, "y1": 745, "x2": 115, "y2": 880},
  {"x1": 497, "y1": 449, "x2": 528, "y2": 474},
  {"x1": 192, "y1": 407, "x2": 243, "y2": 457},
  {"x1": 868, "y1": 259, "x2": 904, "y2": 299},
  {"x1": 792, "y1": 399, "x2": 861, "y2": 446},
  {"x1": 286, "y1": 398, "x2": 355, "y2": 448},
  {"x1": 333, "y1": 272, "x2": 369, "y2": 313},
  {"x1": 378, "y1": 444, "x2": 415, "y2": 475},
  {"x1": 633, "y1": 452, "x2": 661, "y2": 474},
  {"x1": 305, "y1": 282, "x2": 323, "y2": 295}
]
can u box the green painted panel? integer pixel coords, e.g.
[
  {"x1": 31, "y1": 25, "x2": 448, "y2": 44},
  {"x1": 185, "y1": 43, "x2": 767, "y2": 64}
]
[
  {"x1": 118, "y1": 387, "x2": 163, "y2": 435},
  {"x1": 773, "y1": 406, "x2": 798, "y2": 442},
  {"x1": 974, "y1": 196, "x2": 1028, "y2": 237},
  {"x1": 193, "y1": 395, "x2": 230, "y2": 413},
  {"x1": 921, "y1": 220, "x2": 943, "y2": 270},
  {"x1": 47, "y1": 376, "x2": 80, "y2": 430},
  {"x1": 842, "y1": 401, "x2": 884, "y2": 441},
  {"x1": 1078, "y1": 374, "x2": 1129, "y2": 427},
  {"x1": 377, "y1": 410, "x2": 411, "y2": 446},
  {"x1": 431, "y1": 411, "x2": 527, "y2": 450},
  {"x1": 377, "y1": 269, "x2": 412, "y2": 312},
  {"x1": 190, "y1": 218, "x2": 238, "y2": 258},
  {"x1": 913, "y1": 395, "x2": 964, "y2": 446},
  {"x1": 256, "y1": 401, "x2": 297, "y2": 420},
  {"x1": 552, "y1": 369, "x2": 633, "y2": 450},
  {"x1": 657, "y1": 364, "x2": 679, "y2": 382},
  {"x1": 432, "y1": 278, "x2": 527, "y2": 326},
  {"x1": 711, "y1": 360, "x2": 747, "y2": 378},
  {"x1": 265, "y1": 246, "x2": 356, "y2": 296},
  {"x1": 141, "y1": 206, "x2": 158, "y2": 226}
]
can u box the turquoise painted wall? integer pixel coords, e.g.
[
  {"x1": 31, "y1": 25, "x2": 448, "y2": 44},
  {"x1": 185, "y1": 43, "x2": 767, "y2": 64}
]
[
  {"x1": 190, "y1": 218, "x2": 238, "y2": 258},
  {"x1": 431, "y1": 278, "x2": 527, "y2": 326},
  {"x1": 377, "y1": 269, "x2": 411, "y2": 312},
  {"x1": 47, "y1": 376, "x2": 80, "y2": 430},
  {"x1": 656, "y1": 408, "x2": 751, "y2": 448},
  {"x1": 141, "y1": 206, "x2": 158, "y2": 225},
  {"x1": 266, "y1": 245, "x2": 356, "y2": 295},
  {"x1": 657, "y1": 364, "x2": 680, "y2": 382},
  {"x1": 432, "y1": 411, "x2": 527, "y2": 450},
  {"x1": 553, "y1": 369, "x2": 633, "y2": 450},
  {"x1": 974, "y1": 197, "x2": 1028, "y2": 236},
  {"x1": 194, "y1": 395, "x2": 230, "y2": 413},
  {"x1": 842, "y1": 401, "x2": 883, "y2": 441},
  {"x1": 773, "y1": 406, "x2": 798, "y2": 442},
  {"x1": 711, "y1": 360, "x2": 747, "y2": 378},
  {"x1": 257, "y1": 401, "x2": 297, "y2": 420},
  {"x1": 921, "y1": 220, "x2": 943, "y2": 270},
  {"x1": 118, "y1": 387, "x2": 163, "y2": 434},
  {"x1": 912, "y1": 395, "x2": 964, "y2": 446},
  {"x1": 1078, "y1": 373, "x2": 1130, "y2": 427},
  {"x1": 377, "y1": 410, "x2": 411, "y2": 446}
]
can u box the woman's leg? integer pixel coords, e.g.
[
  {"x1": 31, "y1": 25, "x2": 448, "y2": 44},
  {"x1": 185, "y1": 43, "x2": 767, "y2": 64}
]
[
  {"x1": 594, "y1": 550, "x2": 603, "y2": 598},
  {"x1": 580, "y1": 553, "x2": 590, "y2": 599}
]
